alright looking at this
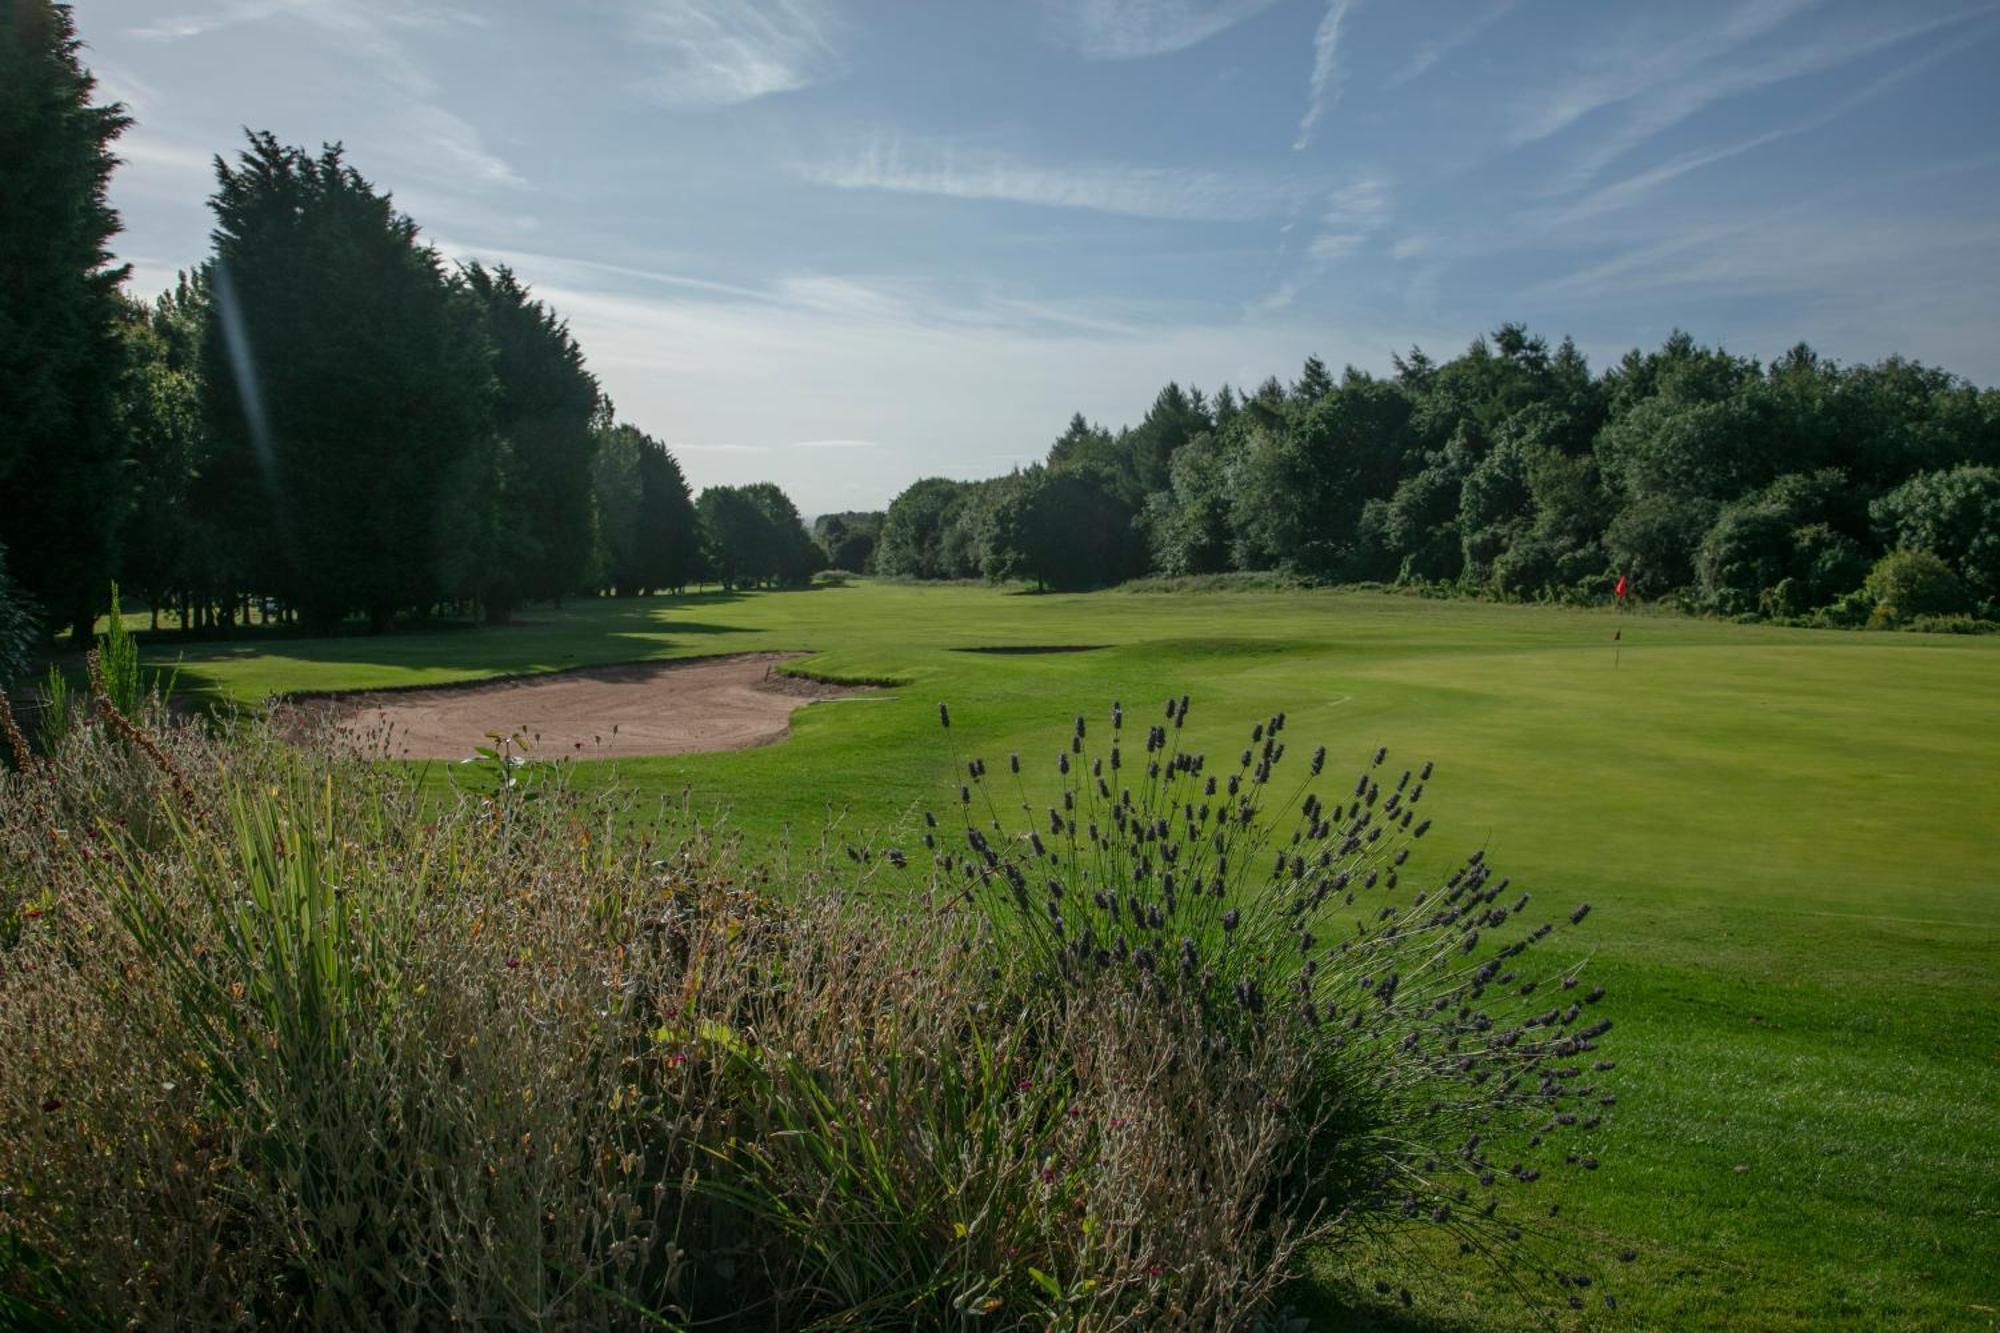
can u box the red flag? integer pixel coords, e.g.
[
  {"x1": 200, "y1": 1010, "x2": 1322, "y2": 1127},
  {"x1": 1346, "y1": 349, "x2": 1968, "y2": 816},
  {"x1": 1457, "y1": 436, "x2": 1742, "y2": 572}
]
[{"x1": 1614, "y1": 574, "x2": 1628, "y2": 600}]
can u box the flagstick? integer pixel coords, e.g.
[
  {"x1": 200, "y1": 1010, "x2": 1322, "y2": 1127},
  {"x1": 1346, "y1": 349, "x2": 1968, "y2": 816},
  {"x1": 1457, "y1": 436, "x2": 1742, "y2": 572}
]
[{"x1": 1613, "y1": 574, "x2": 1627, "y2": 668}]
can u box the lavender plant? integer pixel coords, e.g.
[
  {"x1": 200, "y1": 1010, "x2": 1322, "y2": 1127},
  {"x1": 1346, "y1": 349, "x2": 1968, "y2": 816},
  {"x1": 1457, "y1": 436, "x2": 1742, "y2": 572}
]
[{"x1": 927, "y1": 695, "x2": 1623, "y2": 1310}]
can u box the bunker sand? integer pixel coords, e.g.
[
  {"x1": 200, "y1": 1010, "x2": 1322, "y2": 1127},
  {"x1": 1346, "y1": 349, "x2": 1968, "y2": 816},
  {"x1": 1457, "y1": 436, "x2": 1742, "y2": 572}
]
[{"x1": 326, "y1": 652, "x2": 873, "y2": 759}]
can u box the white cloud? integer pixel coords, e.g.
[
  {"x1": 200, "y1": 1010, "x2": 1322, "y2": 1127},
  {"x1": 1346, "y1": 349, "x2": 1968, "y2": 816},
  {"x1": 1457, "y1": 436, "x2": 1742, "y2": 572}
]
[
  {"x1": 129, "y1": 0, "x2": 489, "y2": 98},
  {"x1": 1387, "y1": 0, "x2": 1516, "y2": 88},
  {"x1": 1550, "y1": 18, "x2": 2000, "y2": 221},
  {"x1": 1321, "y1": 175, "x2": 1391, "y2": 229},
  {"x1": 116, "y1": 135, "x2": 215, "y2": 174},
  {"x1": 1292, "y1": 0, "x2": 1353, "y2": 151},
  {"x1": 133, "y1": 0, "x2": 482, "y2": 43},
  {"x1": 791, "y1": 439, "x2": 884, "y2": 450},
  {"x1": 442, "y1": 246, "x2": 775, "y2": 303},
  {"x1": 86, "y1": 58, "x2": 159, "y2": 110},
  {"x1": 1246, "y1": 173, "x2": 1389, "y2": 311},
  {"x1": 1308, "y1": 232, "x2": 1364, "y2": 262},
  {"x1": 627, "y1": 0, "x2": 841, "y2": 108},
  {"x1": 1298, "y1": 174, "x2": 1391, "y2": 266},
  {"x1": 1546, "y1": 211, "x2": 2000, "y2": 305},
  {"x1": 1510, "y1": 0, "x2": 1824, "y2": 148},
  {"x1": 1521, "y1": 150, "x2": 2000, "y2": 323},
  {"x1": 132, "y1": 0, "x2": 292, "y2": 42},
  {"x1": 399, "y1": 106, "x2": 526, "y2": 191},
  {"x1": 1042, "y1": 0, "x2": 1282, "y2": 60},
  {"x1": 1515, "y1": 2, "x2": 1992, "y2": 194},
  {"x1": 1244, "y1": 279, "x2": 1299, "y2": 317},
  {"x1": 773, "y1": 275, "x2": 927, "y2": 323},
  {"x1": 796, "y1": 135, "x2": 1311, "y2": 221}
]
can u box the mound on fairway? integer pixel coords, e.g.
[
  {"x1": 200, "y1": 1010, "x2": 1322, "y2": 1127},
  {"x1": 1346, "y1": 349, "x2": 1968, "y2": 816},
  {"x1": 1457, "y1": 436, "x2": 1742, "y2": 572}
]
[{"x1": 318, "y1": 652, "x2": 874, "y2": 759}]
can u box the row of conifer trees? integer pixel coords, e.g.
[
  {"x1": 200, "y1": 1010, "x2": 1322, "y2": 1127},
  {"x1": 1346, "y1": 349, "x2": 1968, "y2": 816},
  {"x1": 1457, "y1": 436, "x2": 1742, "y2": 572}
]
[{"x1": 1, "y1": 3, "x2": 819, "y2": 646}]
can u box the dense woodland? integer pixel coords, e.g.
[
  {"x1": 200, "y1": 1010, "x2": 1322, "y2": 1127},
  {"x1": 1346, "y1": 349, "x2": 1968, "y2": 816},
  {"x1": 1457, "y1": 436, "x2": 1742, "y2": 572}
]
[
  {"x1": 4, "y1": 0, "x2": 1999, "y2": 677},
  {"x1": 874, "y1": 339, "x2": 2000, "y2": 628}
]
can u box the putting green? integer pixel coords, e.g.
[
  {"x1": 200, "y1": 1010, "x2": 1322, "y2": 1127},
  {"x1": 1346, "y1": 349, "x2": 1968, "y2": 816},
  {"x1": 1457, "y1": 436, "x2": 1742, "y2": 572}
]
[{"x1": 159, "y1": 582, "x2": 2000, "y2": 1329}]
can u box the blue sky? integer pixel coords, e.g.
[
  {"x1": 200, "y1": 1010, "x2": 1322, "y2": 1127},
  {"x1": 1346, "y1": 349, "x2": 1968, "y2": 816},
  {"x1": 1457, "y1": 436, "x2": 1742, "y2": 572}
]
[{"x1": 84, "y1": 0, "x2": 2000, "y2": 516}]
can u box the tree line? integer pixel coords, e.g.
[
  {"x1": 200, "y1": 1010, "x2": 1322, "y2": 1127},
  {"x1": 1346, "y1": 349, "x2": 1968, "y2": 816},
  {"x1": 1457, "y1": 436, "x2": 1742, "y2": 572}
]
[
  {"x1": 9, "y1": 1, "x2": 1999, "y2": 656},
  {"x1": 0, "y1": 2, "x2": 821, "y2": 650},
  {"x1": 873, "y1": 330, "x2": 2000, "y2": 625}
]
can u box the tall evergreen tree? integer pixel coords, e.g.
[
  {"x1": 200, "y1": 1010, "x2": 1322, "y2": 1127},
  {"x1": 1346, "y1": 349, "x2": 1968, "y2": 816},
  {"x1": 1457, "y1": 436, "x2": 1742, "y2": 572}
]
[
  {"x1": 1119, "y1": 383, "x2": 1212, "y2": 497},
  {"x1": 462, "y1": 263, "x2": 603, "y2": 621},
  {"x1": 0, "y1": 0, "x2": 131, "y2": 641},
  {"x1": 200, "y1": 133, "x2": 496, "y2": 633},
  {"x1": 1293, "y1": 355, "x2": 1334, "y2": 403},
  {"x1": 590, "y1": 422, "x2": 643, "y2": 592},
  {"x1": 632, "y1": 432, "x2": 701, "y2": 593}
]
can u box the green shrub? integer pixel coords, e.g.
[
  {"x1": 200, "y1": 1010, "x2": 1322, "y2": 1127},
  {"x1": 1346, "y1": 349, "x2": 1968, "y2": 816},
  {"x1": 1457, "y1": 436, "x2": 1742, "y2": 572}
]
[
  {"x1": 1899, "y1": 614, "x2": 1999, "y2": 635},
  {"x1": 1863, "y1": 549, "x2": 1971, "y2": 627},
  {"x1": 93, "y1": 582, "x2": 177, "y2": 716}
]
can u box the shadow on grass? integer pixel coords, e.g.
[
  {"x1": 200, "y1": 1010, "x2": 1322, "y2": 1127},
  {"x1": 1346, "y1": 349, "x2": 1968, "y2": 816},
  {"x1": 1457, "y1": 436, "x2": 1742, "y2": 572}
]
[
  {"x1": 1283, "y1": 1279, "x2": 1469, "y2": 1332},
  {"x1": 128, "y1": 590, "x2": 762, "y2": 650},
  {"x1": 144, "y1": 591, "x2": 804, "y2": 704}
]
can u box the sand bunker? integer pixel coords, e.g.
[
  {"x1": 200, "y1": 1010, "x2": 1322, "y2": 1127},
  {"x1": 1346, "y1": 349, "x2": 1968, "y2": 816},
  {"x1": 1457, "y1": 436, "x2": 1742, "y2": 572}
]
[{"x1": 323, "y1": 652, "x2": 875, "y2": 760}]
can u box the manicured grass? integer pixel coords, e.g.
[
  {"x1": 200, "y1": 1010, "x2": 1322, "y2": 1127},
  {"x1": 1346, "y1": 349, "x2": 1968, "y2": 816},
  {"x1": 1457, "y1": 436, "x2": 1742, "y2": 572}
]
[{"x1": 157, "y1": 582, "x2": 2000, "y2": 1329}]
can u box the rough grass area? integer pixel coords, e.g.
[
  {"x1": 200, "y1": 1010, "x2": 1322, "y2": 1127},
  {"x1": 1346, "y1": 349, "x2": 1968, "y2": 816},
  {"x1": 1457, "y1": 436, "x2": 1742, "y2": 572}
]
[
  {"x1": 4, "y1": 689, "x2": 1614, "y2": 1329},
  {"x1": 144, "y1": 580, "x2": 2000, "y2": 1329}
]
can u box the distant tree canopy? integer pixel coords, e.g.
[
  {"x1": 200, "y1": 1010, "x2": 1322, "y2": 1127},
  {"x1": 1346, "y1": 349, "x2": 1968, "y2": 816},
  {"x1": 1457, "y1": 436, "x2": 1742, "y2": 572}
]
[
  {"x1": 813, "y1": 511, "x2": 882, "y2": 573},
  {"x1": 984, "y1": 465, "x2": 1147, "y2": 591},
  {"x1": 694, "y1": 484, "x2": 822, "y2": 591},
  {"x1": 876, "y1": 477, "x2": 979, "y2": 581},
  {"x1": 880, "y1": 324, "x2": 2000, "y2": 621},
  {"x1": 0, "y1": 0, "x2": 130, "y2": 641}
]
